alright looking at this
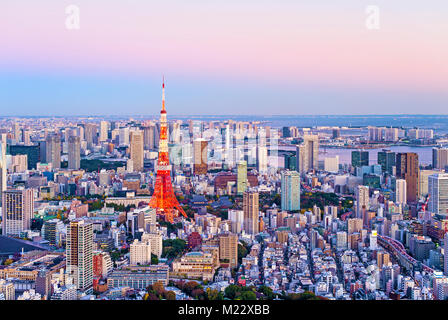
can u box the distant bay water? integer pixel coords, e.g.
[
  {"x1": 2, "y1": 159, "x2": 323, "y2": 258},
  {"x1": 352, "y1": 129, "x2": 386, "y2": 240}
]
[
  {"x1": 168, "y1": 115, "x2": 448, "y2": 134},
  {"x1": 279, "y1": 145, "x2": 434, "y2": 165}
]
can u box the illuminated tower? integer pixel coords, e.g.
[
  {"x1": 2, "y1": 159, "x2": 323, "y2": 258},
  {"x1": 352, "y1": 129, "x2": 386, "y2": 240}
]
[{"x1": 149, "y1": 79, "x2": 187, "y2": 223}]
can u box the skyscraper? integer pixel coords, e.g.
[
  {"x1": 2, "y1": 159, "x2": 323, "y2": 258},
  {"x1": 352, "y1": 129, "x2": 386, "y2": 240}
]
[
  {"x1": 351, "y1": 150, "x2": 369, "y2": 168},
  {"x1": 256, "y1": 146, "x2": 268, "y2": 174},
  {"x1": 193, "y1": 138, "x2": 208, "y2": 175},
  {"x1": 0, "y1": 141, "x2": 6, "y2": 206},
  {"x1": 143, "y1": 124, "x2": 158, "y2": 150},
  {"x1": 66, "y1": 219, "x2": 93, "y2": 293},
  {"x1": 45, "y1": 133, "x2": 61, "y2": 170},
  {"x1": 296, "y1": 134, "x2": 319, "y2": 174},
  {"x1": 130, "y1": 130, "x2": 144, "y2": 172},
  {"x1": 433, "y1": 147, "x2": 448, "y2": 170},
  {"x1": 428, "y1": 173, "x2": 448, "y2": 216},
  {"x1": 396, "y1": 152, "x2": 419, "y2": 203},
  {"x1": 355, "y1": 185, "x2": 369, "y2": 219},
  {"x1": 68, "y1": 136, "x2": 81, "y2": 170},
  {"x1": 377, "y1": 149, "x2": 396, "y2": 174},
  {"x1": 395, "y1": 179, "x2": 407, "y2": 205},
  {"x1": 83, "y1": 123, "x2": 98, "y2": 150},
  {"x1": 243, "y1": 190, "x2": 259, "y2": 235},
  {"x1": 419, "y1": 169, "x2": 438, "y2": 198},
  {"x1": 444, "y1": 233, "x2": 448, "y2": 276},
  {"x1": 281, "y1": 170, "x2": 300, "y2": 211},
  {"x1": 99, "y1": 121, "x2": 108, "y2": 142},
  {"x1": 2, "y1": 188, "x2": 34, "y2": 236},
  {"x1": 237, "y1": 160, "x2": 248, "y2": 195},
  {"x1": 219, "y1": 233, "x2": 238, "y2": 268}
]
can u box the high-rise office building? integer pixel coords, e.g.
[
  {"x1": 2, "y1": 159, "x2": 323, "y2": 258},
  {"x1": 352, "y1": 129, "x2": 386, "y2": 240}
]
[
  {"x1": 355, "y1": 185, "x2": 369, "y2": 219},
  {"x1": 83, "y1": 123, "x2": 98, "y2": 150},
  {"x1": 428, "y1": 173, "x2": 448, "y2": 216},
  {"x1": 296, "y1": 134, "x2": 319, "y2": 174},
  {"x1": 395, "y1": 179, "x2": 407, "y2": 205},
  {"x1": 119, "y1": 127, "x2": 130, "y2": 146},
  {"x1": 9, "y1": 144, "x2": 40, "y2": 170},
  {"x1": 256, "y1": 146, "x2": 268, "y2": 174},
  {"x1": 22, "y1": 129, "x2": 31, "y2": 145},
  {"x1": 347, "y1": 218, "x2": 363, "y2": 234},
  {"x1": 377, "y1": 150, "x2": 396, "y2": 174},
  {"x1": 237, "y1": 161, "x2": 248, "y2": 195},
  {"x1": 219, "y1": 233, "x2": 238, "y2": 268},
  {"x1": 370, "y1": 230, "x2": 378, "y2": 250},
  {"x1": 45, "y1": 133, "x2": 61, "y2": 170},
  {"x1": 2, "y1": 188, "x2": 34, "y2": 236},
  {"x1": 13, "y1": 122, "x2": 21, "y2": 143},
  {"x1": 433, "y1": 147, "x2": 448, "y2": 170},
  {"x1": 351, "y1": 150, "x2": 369, "y2": 168},
  {"x1": 68, "y1": 136, "x2": 81, "y2": 170},
  {"x1": 243, "y1": 190, "x2": 259, "y2": 235},
  {"x1": 143, "y1": 125, "x2": 158, "y2": 150},
  {"x1": 396, "y1": 152, "x2": 419, "y2": 203},
  {"x1": 281, "y1": 170, "x2": 300, "y2": 211},
  {"x1": 66, "y1": 219, "x2": 93, "y2": 293},
  {"x1": 193, "y1": 138, "x2": 208, "y2": 175},
  {"x1": 444, "y1": 233, "x2": 448, "y2": 276},
  {"x1": 419, "y1": 169, "x2": 438, "y2": 198},
  {"x1": 0, "y1": 142, "x2": 6, "y2": 206},
  {"x1": 324, "y1": 156, "x2": 339, "y2": 173},
  {"x1": 99, "y1": 121, "x2": 108, "y2": 142},
  {"x1": 130, "y1": 130, "x2": 144, "y2": 172}
]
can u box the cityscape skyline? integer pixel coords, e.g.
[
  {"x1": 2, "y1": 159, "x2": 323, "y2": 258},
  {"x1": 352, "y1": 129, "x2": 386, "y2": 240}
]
[{"x1": 2, "y1": 0, "x2": 448, "y2": 305}]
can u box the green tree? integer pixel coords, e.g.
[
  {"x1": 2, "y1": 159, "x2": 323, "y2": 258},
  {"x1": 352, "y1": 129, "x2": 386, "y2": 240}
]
[
  {"x1": 206, "y1": 288, "x2": 224, "y2": 300},
  {"x1": 224, "y1": 285, "x2": 240, "y2": 299},
  {"x1": 240, "y1": 291, "x2": 257, "y2": 300}
]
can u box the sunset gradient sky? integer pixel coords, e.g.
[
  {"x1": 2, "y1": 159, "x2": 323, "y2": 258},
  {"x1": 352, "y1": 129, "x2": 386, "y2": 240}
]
[{"x1": 1, "y1": 0, "x2": 447, "y2": 116}]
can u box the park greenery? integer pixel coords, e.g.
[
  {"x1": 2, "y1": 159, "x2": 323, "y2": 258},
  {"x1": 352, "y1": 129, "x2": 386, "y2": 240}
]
[{"x1": 162, "y1": 239, "x2": 186, "y2": 260}]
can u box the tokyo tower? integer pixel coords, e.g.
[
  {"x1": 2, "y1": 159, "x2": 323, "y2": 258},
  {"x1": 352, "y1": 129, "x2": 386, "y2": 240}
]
[{"x1": 148, "y1": 78, "x2": 187, "y2": 223}]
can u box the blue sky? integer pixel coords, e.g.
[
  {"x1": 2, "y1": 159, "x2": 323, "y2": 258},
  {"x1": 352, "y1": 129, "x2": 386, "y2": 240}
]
[{"x1": 1, "y1": 0, "x2": 447, "y2": 116}]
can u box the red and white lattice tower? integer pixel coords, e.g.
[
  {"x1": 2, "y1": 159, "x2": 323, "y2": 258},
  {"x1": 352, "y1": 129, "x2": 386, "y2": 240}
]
[{"x1": 148, "y1": 78, "x2": 187, "y2": 223}]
